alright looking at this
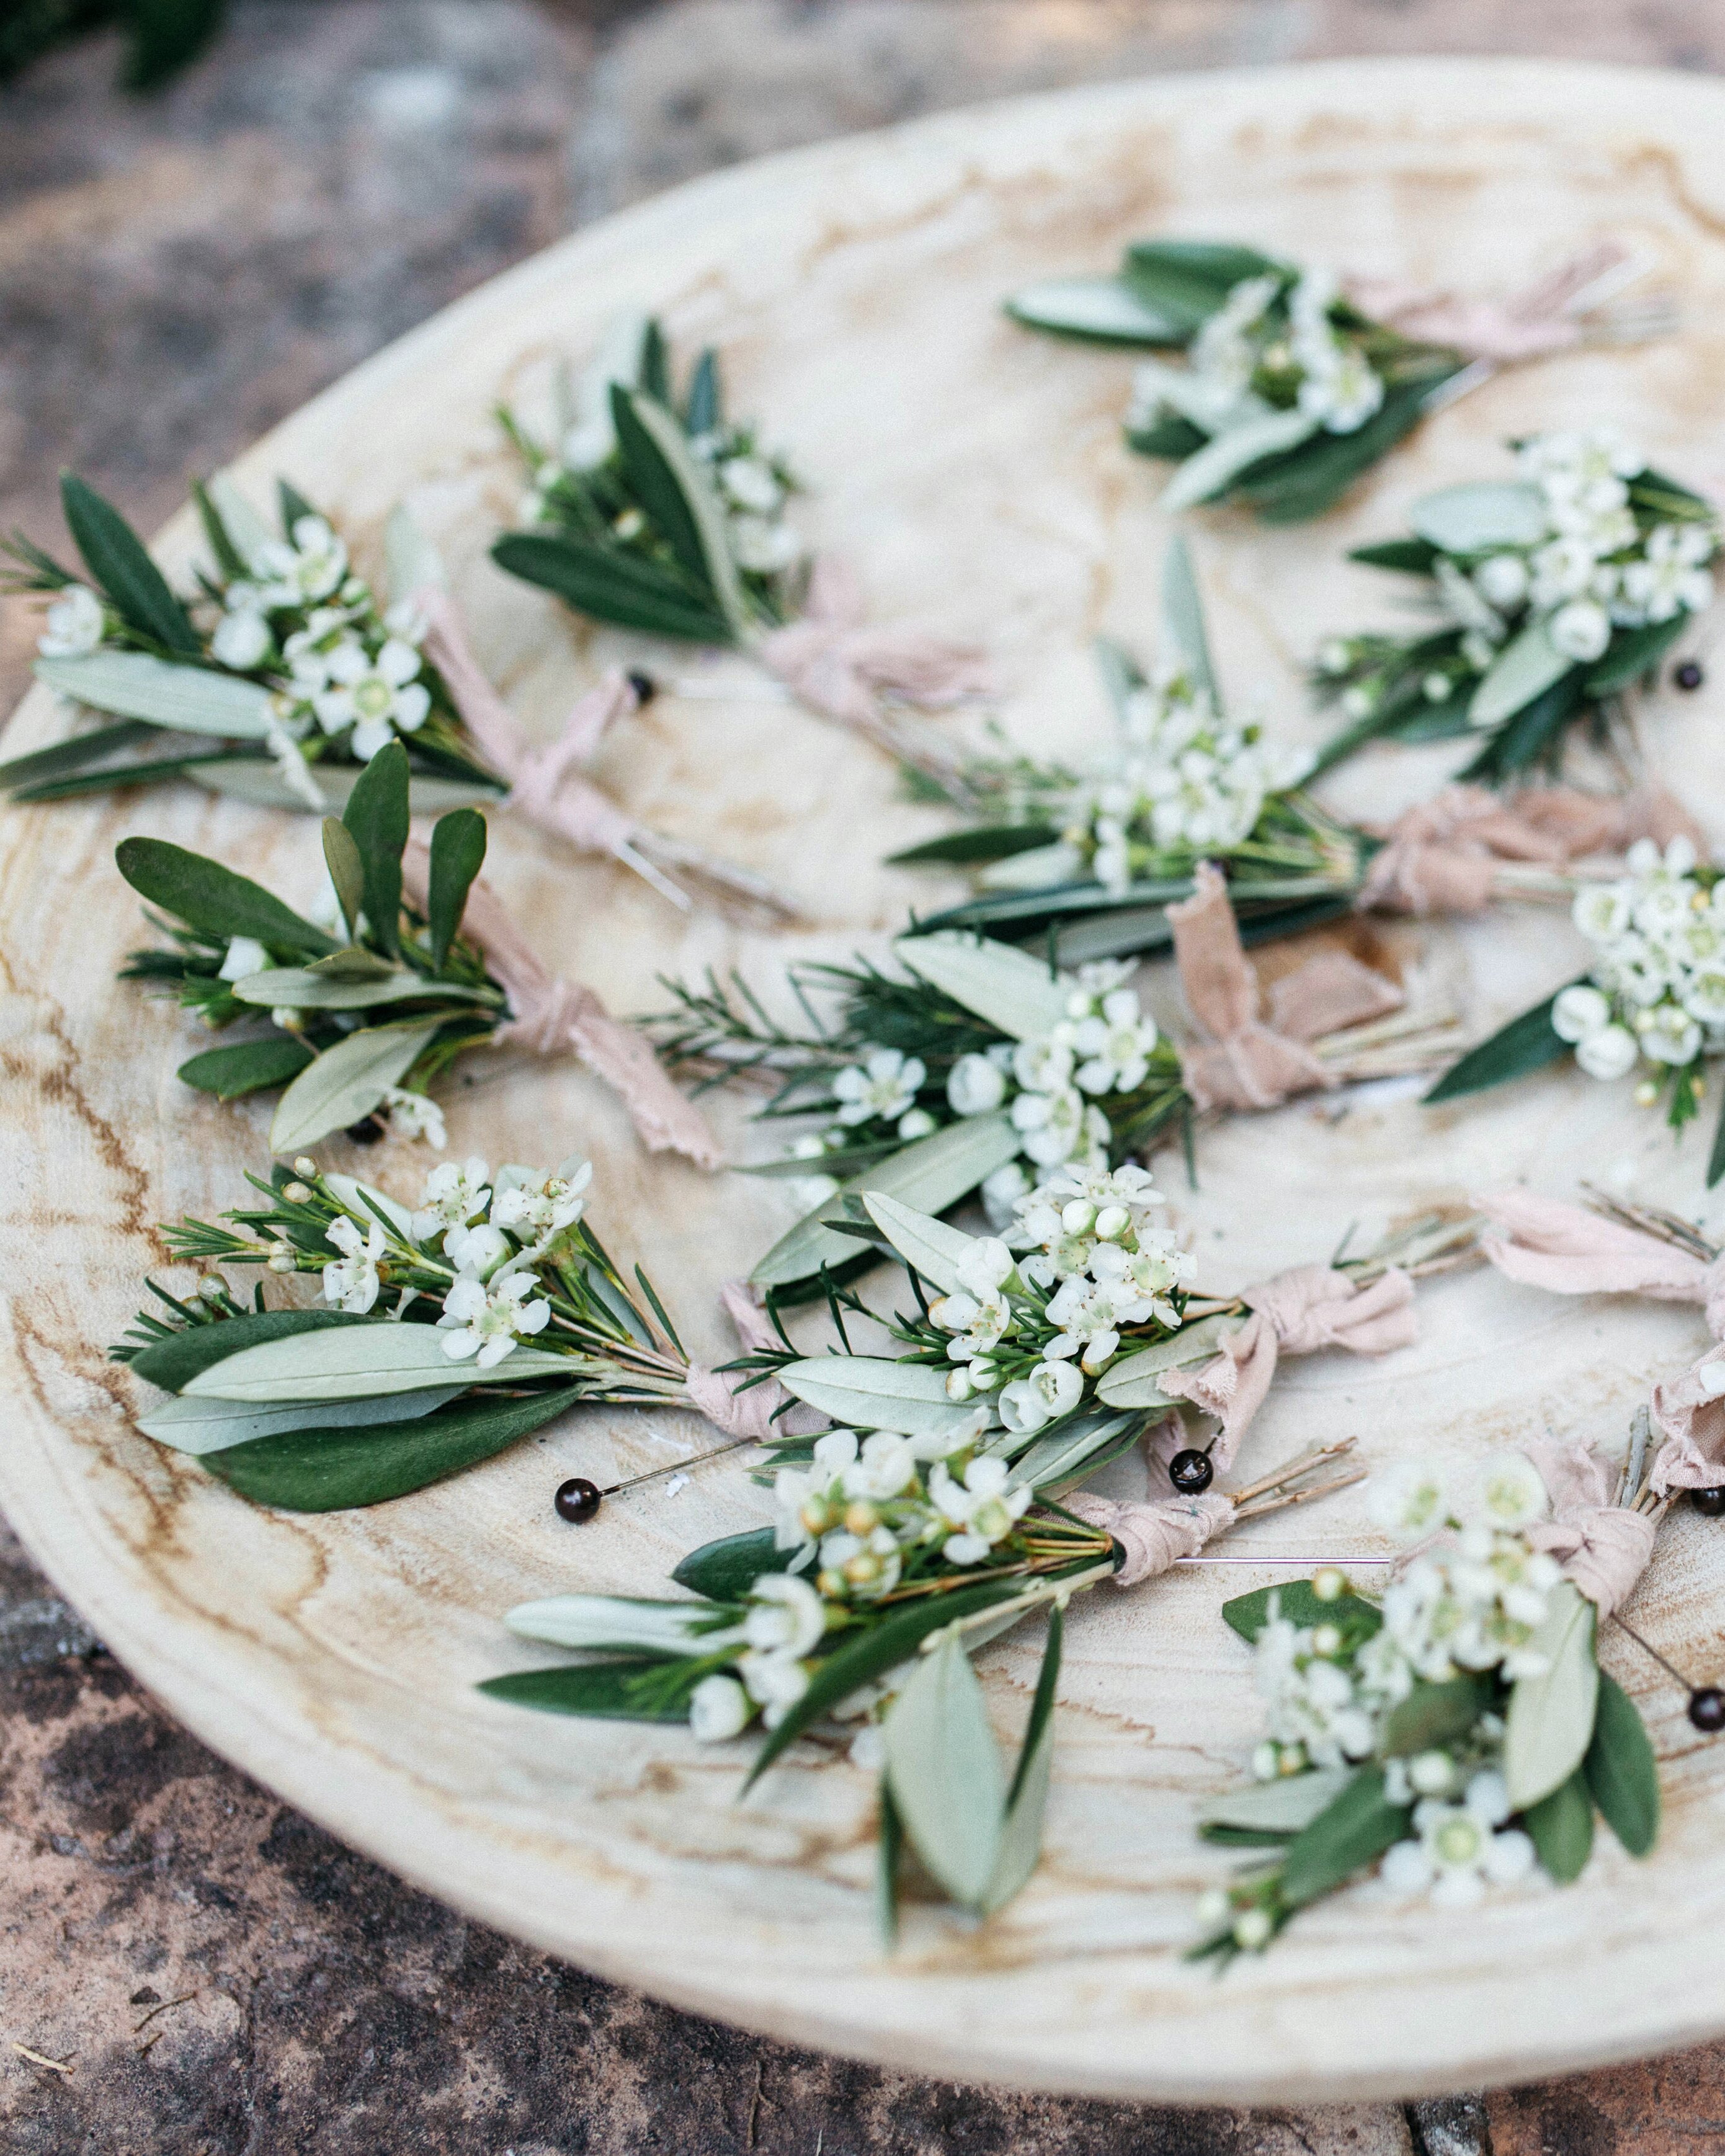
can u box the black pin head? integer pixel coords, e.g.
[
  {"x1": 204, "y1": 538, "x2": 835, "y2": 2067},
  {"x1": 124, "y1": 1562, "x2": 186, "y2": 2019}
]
[
  {"x1": 344, "y1": 1115, "x2": 385, "y2": 1145},
  {"x1": 1692, "y1": 1487, "x2": 1725, "y2": 1517},
  {"x1": 1169, "y1": 1449, "x2": 1215, "y2": 1495},
  {"x1": 626, "y1": 670, "x2": 657, "y2": 706},
  {"x1": 1674, "y1": 659, "x2": 1705, "y2": 693},
  {"x1": 1689, "y1": 1686, "x2": 1725, "y2": 1734},
  {"x1": 555, "y1": 1477, "x2": 603, "y2": 1524}
]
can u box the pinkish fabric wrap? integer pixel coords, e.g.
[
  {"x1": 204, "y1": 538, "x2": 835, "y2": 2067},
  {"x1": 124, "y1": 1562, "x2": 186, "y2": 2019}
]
[
  {"x1": 1474, "y1": 1189, "x2": 1725, "y2": 1493},
  {"x1": 1346, "y1": 243, "x2": 1629, "y2": 363},
  {"x1": 414, "y1": 586, "x2": 645, "y2": 858},
  {"x1": 1511, "y1": 785, "x2": 1706, "y2": 861},
  {"x1": 756, "y1": 556, "x2": 989, "y2": 728},
  {"x1": 1064, "y1": 1487, "x2": 1236, "y2": 1586},
  {"x1": 1522, "y1": 1437, "x2": 1657, "y2": 1618},
  {"x1": 401, "y1": 839, "x2": 720, "y2": 1170},
  {"x1": 1170, "y1": 862, "x2": 1401, "y2": 1111},
  {"x1": 684, "y1": 1280, "x2": 826, "y2": 1441},
  {"x1": 1152, "y1": 1266, "x2": 1418, "y2": 1471}
]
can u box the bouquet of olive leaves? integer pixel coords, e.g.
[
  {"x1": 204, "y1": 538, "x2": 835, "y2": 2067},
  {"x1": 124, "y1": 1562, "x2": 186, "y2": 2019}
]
[
  {"x1": 1311, "y1": 429, "x2": 1718, "y2": 785},
  {"x1": 1008, "y1": 241, "x2": 1468, "y2": 522},
  {"x1": 485, "y1": 1183, "x2": 1362, "y2": 1933},
  {"x1": 1192, "y1": 1446, "x2": 1662, "y2": 1964},
  {"x1": 1427, "y1": 835, "x2": 1725, "y2": 1185},
  {"x1": 114, "y1": 1150, "x2": 715, "y2": 1512}
]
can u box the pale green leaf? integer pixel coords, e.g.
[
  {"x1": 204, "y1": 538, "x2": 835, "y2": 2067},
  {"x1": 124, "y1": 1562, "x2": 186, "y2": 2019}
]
[
  {"x1": 385, "y1": 504, "x2": 445, "y2": 607},
  {"x1": 35, "y1": 653, "x2": 278, "y2": 739},
  {"x1": 138, "y1": 1385, "x2": 461, "y2": 1455},
  {"x1": 883, "y1": 1629, "x2": 1005, "y2": 1907},
  {"x1": 777, "y1": 1356, "x2": 979, "y2": 1443},
  {"x1": 861, "y1": 1192, "x2": 979, "y2": 1295},
  {"x1": 504, "y1": 1593, "x2": 728, "y2": 1657},
  {"x1": 1005, "y1": 276, "x2": 1186, "y2": 344},
  {"x1": 1159, "y1": 534, "x2": 1216, "y2": 700},
  {"x1": 1410, "y1": 480, "x2": 1548, "y2": 556},
  {"x1": 1159, "y1": 408, "x2": 1320, "y2": 512},
  {"x1": 893, "y1": 932, "x2": 1071, "y2": 1041},
  {"x1": 231, "y1": 968, "x2": 493, "y2": 1012},
  {"x1": 321, "y1": 1174, "x2": 417, "y2": 1239},
  {"x1": 1095, "y1": 1311, "x2": 1237, "y2": 1408},
  {"x1": 184, "y1": 1321, "x2": 573, "y2": 1403},
  {"x1": 193, "y1": 762, "x2": 500, "y2": 817},
  {"x1": 979, "y1": 1608, "x2": 1063, "y2": 1914},
  {"x1": 1505, "y1": 1579, "x2": 1600, "y2": 1811},
  {"x1": 1011, "y1": 1411, "x2": 1138, "y2": 1492},
  {"x1": 1199, "y1": 1768, "x2": 1353, "y2": 1836},
  {"x1": 749, "y1": 1111, "x2": 1020, "y2": 1291},
  {"x1": 268, "y1": 1021, "x2": 444, "y2": 1154},
  {"x1": 1469, "y1": 620, "x2": 1576, "y2": 734},
  {"x1": 203, "y1": 476, "x2": 276, "y2": 563}
]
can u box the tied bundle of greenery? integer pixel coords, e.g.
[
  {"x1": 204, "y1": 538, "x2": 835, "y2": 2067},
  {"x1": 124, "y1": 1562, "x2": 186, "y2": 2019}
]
[
  {"x1": 484, "y1": 1185, "x2": 1366, "y2": 1935},
  {"x1": 113, "y1": 1149, "x2": 737, "y2": 1513},
  {"x1": 1192, "y1": 1441, "x2": 1664, "y2": 1962},
  {"x1": 1311, "y1": 429, "x2": 1718, "y2": 784}
]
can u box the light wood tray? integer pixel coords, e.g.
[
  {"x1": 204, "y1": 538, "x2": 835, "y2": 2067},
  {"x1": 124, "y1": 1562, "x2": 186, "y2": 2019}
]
[{"x1": 7, "y1": 55, "x2": 1725, "y2": 2103}]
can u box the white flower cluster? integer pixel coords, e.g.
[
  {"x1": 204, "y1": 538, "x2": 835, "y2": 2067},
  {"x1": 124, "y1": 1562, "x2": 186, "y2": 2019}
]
[
  {"x1": 320, "y1": 1154, "x2": 591, "y2": 1365},
  {"x1": 1436, "y1": 427, "x2": 1717, "y2": 679},
  {"x1": 1556, "y1": 836, "x2": 1725, "y2": 1085},
  {"x1": 1244, "y1": 1454, "x2": 1555, "y2": 1915},
  {"x1": 1071, "y1": 668, "x2": 1314, "y2": 894},
  {"x1": 689, "y1": 434, "x2": 805, "y2": 579},
  {"x1": 800, "y1": 965, "x2": 1164, "y2": 1223},
  {"x1": 1172, "y1": 266, "x2": 1386, "y2": 439}
]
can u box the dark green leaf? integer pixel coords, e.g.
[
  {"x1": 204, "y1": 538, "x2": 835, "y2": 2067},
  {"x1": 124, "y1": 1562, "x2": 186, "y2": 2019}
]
[
  {"x1": 342, "y1": 739, "x2": 410, "y2": 960},
  {"x1": 125, "y1": 0, "x2": 225, "y2": 89},
  {"x1": 192, "y1": 479, "x2": 249, "y2": 581},
  {"x1": 1222, "y1": 1579, "x2": 1382, "y2": 1646},
  {"x1": 127, "y1": 1308, "x2": 365, "y2": 1395},
  {"x1": 1522, "y1": 1766, "x2": 1595, "y2": 1883},
  {"x1": 1383, "y1": 1675, "x2": 1493, "y2": 1757},
  {"x1": 1236, "y1": 382, "x2": 1436, "y2": 525},
  {"x1": 491, "y1": 532, "x2": 734, "y2": 644},
  {"x1": 638, "y1": 320, "x2": 670, "y2": 404},
  {"x1": 610, "y1": 383, "x2": 713, "y2": 595},
  {"x1": 477, "y1": 1660, "x2": 692, "y2": 1723},
  {"x1": 207, "y1": 1384, "x2": 586, "y2": 1511},
  {"x1": 886, "y1": 825, "x2": 1061, "y2": 867},
  {"x1": 0, "y1": 720, "x2": 154, "y2": 790},
  {"x1": 115, "y1": 837, "x2": 337, "y2": 956},
  {"x1": 177, "y1": 1036, "x2": 314, "y2": 1099},
  {"x1": 684, "y1": 349, "x2": 721, "y2": 435},
  {"x1": 10, "y1": 749, "x2": 270, "y2": 803},
  {"x1": 1460, "y1": 669, "x2": 1585, "y2": 783},
  {"x1": 427, "y1": 807, "x2": 488, "y2": 968},
  {"x1": 60, "y1": 473, "x2": 200, "y2": 652},
  {"x1": 277, "y1": 479, "x2": 319, "y2": 533},
  {"x1": 876, "y1": 1775, "x2": 904, "y2": 1949},
  {"x1": 1125, "y1": 414, "x2": 1210, "y2": 461},
  {"x1": 1708, "y1": 1087, "x2": 1725, "y2": 1192},
  {"x1": 321, "y1": 817, "x2": 366, "y2": 942},
  {"x1": 1584, "y1": 1670, "x2": 1660, "y2": 1857},
  {"x1": 1585, "y1": 615, "x2": 1689, "y2": 697},
  {"x1": 1348, "y1": 537, "x2": 1441, "y2": 574},
  {"x1": 671, "y1": 1526, "x2": 791, "y2": 1601},
  {"x1": 1120, "y1": 240, "x2": 1286, "y2": 337},
  {"x1": 746, "y1": 1574, "x2": 1032, "y2": 1787},
  {"x1": 1424, "y1": 987, "x2": 1576, "y2": 1104},
  {"x1": 1280, "y1": 1767, "x2": 1411, "y2": 1907}
]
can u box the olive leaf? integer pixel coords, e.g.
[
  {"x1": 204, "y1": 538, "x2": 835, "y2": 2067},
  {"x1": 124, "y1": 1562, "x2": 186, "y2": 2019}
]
[
  {"x1": 177, "y1": 1037, "x2": 315, "y2": 1099},
  {"x1": 182, "y1": 1319, "x2": 574, "y2": 1404},
  {"x1": 60, "y1": 474, "x2": 200, "y2": 653},
  {"x1": 322, "y1": 817, "x2": 366, "y2": 942},
  {"x1": 427, "y1": 807, "x2": 488, "y2": 968},
  {"x1": 489, "y1": 532, "x2": 735, "y2": 644},
  {"x1": 978, "y1": 1604, "x2": 1064, "y2": 1914},
  {"x1": 139, "y1": 1384, "x2": 463, "y2": 1456},
  {"x1": 612, "y1": 386, "x2": 751, "y2": 639},
  {"x1": 1278, "y1": 1766, "x2": 1411, "y2": 1908},
  {"x1": 477, "y1": 1662, "x2": 693, "y2": 1723},
  {"x1": 267, "y1": 1019, "x2": 447, "y2": 1155},
  {"x1": 1382, "y1": 1675, "x2": 1493, "y2": 1757},
  {"x1": 777, "y1": 1356, "x2": 978, "y2": 1445},
  {"x1": 1468, "y1": 620, "x2": 1577, "y2": 733},
  {"x1": 1505, "y1": 1580, "x2": 1600, "y2": 1811},
  {"x1": 893, "y1": 932, "x2": 1071, "y2": 1041},
  {"x1": 36, "y1": 651, "x2": 279, "y2": 737},
  {"x1": 882, "y1": 1628, "x2": 1008, "y2": 1907},
  {"x1": 128, "y1": 1307, "x2": 367, "y2": 1394},
  {"x1": 860, "y1": 1192, "x2": 978, "y2": 1295},
  {"x1": 229, "y1": 969, "x2": 492, "y2": 1012},
  {"x1": 1522, "y1": 1767, "x2": 1595, "y2": 1884},
  {"x1": 1011, "y1": 1411, "x2": 1139, "y2": 1494},
  {"x1": 115, "y1": 837, "x2": 337, "y2": 955},
  {"x1": 1409, "y1": 481, "x2": 1548, "y2": 555},
  {"x1": 1160, "y1": 408, "x2": 1321, "y2": 514},
  {"x1": 1199, "y1": 1768, "x2": 1353, "y2": 1837},
  {"x1": 1221, "y1": 1579, "x2": 1382, "y2": 1647},
  {"x1": 342, "y1": 739, "x2": 411, "y2": 960},
  {"x1": 1004, "y1": 277, "x2": 1187, "y2": 345},
  {"x1": 671, "y1": 1526, "x2": 793, "y2": 1602},
  {"x1": 1584, "y1": 1670, "x2": 1659, "y2": 1857},
  {"x1": 1094, "y1": 1311, "x2": 1237, "y2": 1409},
  {"x1": 1159, "y1": 534, "x2": 1217, "y2": 700},
  {"x1": 1424, "y1": 987, "x2": 1576, "y2": 1104}
]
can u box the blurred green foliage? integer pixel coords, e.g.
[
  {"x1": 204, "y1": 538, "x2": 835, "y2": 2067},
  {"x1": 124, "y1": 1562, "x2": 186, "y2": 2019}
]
[{"x1": 1, "y1": 0, "x2": 226, "y2": 89}]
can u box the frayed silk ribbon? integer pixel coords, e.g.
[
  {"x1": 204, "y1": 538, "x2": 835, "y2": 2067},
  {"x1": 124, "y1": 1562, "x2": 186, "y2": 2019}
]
[
  {"x1": 1345, "y1": 242, "x2": 1634, "y2": 365},
  {"x1": 1170, "y1": 860, "x2": 1403, "y2": 1112},
  {"x1": 1475, "y1": 1188, "x2": 1725, "y2": 1492},
  {"x1": 1358, "y1": 784, "x2": 1704, "y2": 917},
  {"x1": 400, "y1": 838, "x2": 720, "y2": 1170},
  {"x1": 1521, "y1": 1435, "x2": 1657, "y2": 1619},
  {"x1": 755, "y1": 556, "x2": 990, "y2": 728},
  {"x1": 684, "y1": 1280, "x2": 826, "y2": 1441}
]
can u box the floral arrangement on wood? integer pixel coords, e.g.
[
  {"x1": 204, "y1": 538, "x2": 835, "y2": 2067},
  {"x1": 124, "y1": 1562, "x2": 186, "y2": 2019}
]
[{"x1": 1311, "y1": 428, "x2": 1717, "y2": 784}]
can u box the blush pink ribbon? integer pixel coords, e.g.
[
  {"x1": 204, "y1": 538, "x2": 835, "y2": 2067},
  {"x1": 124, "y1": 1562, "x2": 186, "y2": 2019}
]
[
  {"x1": 1520, "y1": 1436, "x2": 1657, "y2": 1619},
  {"x1": 756, "y1": 556, "x2": 990, "y2": 729},
  {"x1": 1152, "y1": 1267, "x2": 1418, "y2": 1474},
  {"x1": 684, "y1": 1280, "x2": 827, "y2": 1441},
  {"x1": 1170, "y1": 861, "x2": 1403, "y2": 1111},
  {"x1": 400, "y1": 839, "x2": 721, "y2": 1170},
  {"x1": 1475, "y1": 1188, "x2": 1725, "y2": 1492},
  {"x1": 414, "y1": 586, "x2": 646, "y2": 858},
  {"x1": 1359, "y1": 784, "x2": 1705, "y2": 917},
  {"x1": 1345, "y1": 242, "x2": 1633, "y2": 364},
  {"x1": 1065, "y1": 1483, "x2": 1237, "y2": 1586}
]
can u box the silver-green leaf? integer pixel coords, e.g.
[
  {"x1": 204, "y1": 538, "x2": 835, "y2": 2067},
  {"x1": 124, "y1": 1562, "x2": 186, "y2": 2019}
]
[
  {"x1": 1200, "y1": 1768, "x2": 1353, "y2": 1835},
  {"x1": 231, "y1": 967, "x2": 493, "y2": 1012},
  {"x1": 1410, "y1": 480, "x2": 1548, "y2": 556},
  {"x1": 184, "y1": 1321, "x2": 573, "y2": 1404},
  {"x1": 883, "y1": 1629, "x2": 1005, "y2": 1907},
  {"x1": 268, "y1": 1021, "x2": 445, "y2": 1154},
  {"x1": 862, "y1": 1192, "x2": 979, "y2": 1295},
  {"x1": 893, "y1": 932, "x2": 1071, "y2": 1042},
  {"x1": 777, "y1": 1356, "x2": 978, "y2": 1443},
  {"x1": 1095, "y1": 1311, "x2": 1237, "y2": 1408},
  {"x1": 1468, "y1": 620, "x2": 1576, "y2": 733},
  {"x1": 138, "y1": 1384, "x2": 462, "y2": 1455},
  {"x1": 35, "y1": 652, "x2": 279, "y2": 739},
  {"x1": 1505, "y1": 1579, "x2": 1600, "y2": 1812},
  {"x1": 1159, "y1": 408, "x2": 1319, "y2": 512}
]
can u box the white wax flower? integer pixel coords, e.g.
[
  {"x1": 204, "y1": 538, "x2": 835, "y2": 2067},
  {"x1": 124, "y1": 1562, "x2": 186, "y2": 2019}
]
[{"x1": 37, "y1": 582, "x2": 104, "y2": 658}]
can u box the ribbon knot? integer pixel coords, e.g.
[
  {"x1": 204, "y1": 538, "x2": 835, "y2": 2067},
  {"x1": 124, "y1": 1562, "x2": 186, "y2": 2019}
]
[
  {"x1": 1170, "y1": 862, "x2": 1402, "y2": 1112},
  {"x1": 684, "y1": 1281, "x2": 826, "y2": 1441},
  {"x1": 1064, "y1": 1486, "x2": 1236, "y2": 1587},
  {"x1": 1522, "y1": 1437, "x2": 1657, "y2": 1618},
  {"x1": 1345, "y1": 242, "x2": 1639, "y2": 365},
  {"x1": 756, "y1": 556, "x2": 989, "y2": 728}
]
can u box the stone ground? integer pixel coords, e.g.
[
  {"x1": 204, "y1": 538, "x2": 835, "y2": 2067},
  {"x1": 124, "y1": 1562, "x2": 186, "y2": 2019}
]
[{"x1": 8, "y1": 2, "x2": 1725, "y2": 2147}]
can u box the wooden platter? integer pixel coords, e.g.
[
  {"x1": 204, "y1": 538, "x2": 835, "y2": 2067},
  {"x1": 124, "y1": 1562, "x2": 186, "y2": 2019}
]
[{"x1": 6, "y1": 55, "x2": 1725, "y2": 2102}]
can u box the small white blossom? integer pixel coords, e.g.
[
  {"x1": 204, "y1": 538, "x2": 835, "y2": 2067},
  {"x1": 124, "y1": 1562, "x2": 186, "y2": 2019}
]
[
  {"x1": 742, "y1": 1572, "x2": 827, "y2": 1659},
  {"x1": 688, "y1": 1674, "x2": 752, "y2": 1742},
  {"x1": 491, "y1": 1159, "x2": 592, "y2": 1246},
  {"x1": 311, "y1": 636, "x2": 431, "y2": 759},
  {"x1": 323, "y1": 1214, "x2": 386, "y2": 1314},
  {"x1": 211, "y1": 604, "x2": 274, "y2": 672},
  {"x1": 436, "y1": 1270, "x2": 551, "y2": 1367},
  {"x1": 947, "y1": 1052, "x2": 1008, "y2": 1116},
  {"x1": 37, "y1": 582, "x2": 105, "y2": 658},
  {"x1": 383, "y1": 1087, "x2": 447, "y2": 1147},
  {"x1": 1368, "y1": 1459, "x2": 1450, "y2": 1541},
  {"x1": 251, "y1": 515, "x2": 349, "y2": 608},
  {"x1": 928, "y1": 1455, "x2": 1033, "y2": 1565},
  {"x1": 218, "y1": 935, "x2": 270, "y2": 983},
  {"x1": 831, "y1": 1048, "x2": 925, "y2": 1128},
  {"x1": 412, "y1": 1156, "x2": 491, "y2": 1242}
]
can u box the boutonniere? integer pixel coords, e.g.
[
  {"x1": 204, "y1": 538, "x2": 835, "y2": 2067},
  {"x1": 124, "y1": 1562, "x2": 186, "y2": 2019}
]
[
  {"x1": 481, "y1": 1178, "x2": 1440, "y2": 1933},
  {"x1": 888, "y1": 540, "x2": 1654, "y2": 967},
  {"x1": 1313, "y1": 429, "x2": 1718, "y2": 783},
  {"x1": 492, "y1": 314, "x2": 987, "y2": 768},
  {"x1": 1, "y1": 474, "x2": 791, "y2": 922},
  {"x1": 656, "y1": 870, "x2": 1453, "y2": 1301},
  {"x1": 114, "y1": 1149, "x2": 782, "y2": 1512},
  {"x1": 1009, "y1": 239, "x2": 1670, "y2": 521},
  {"x1": 1429, "y1": 837, "x2": 1725, "y2": 1183},
  {"x1": 114, "y1": 741, "x2": 718, "y2": 1164},
  {"x1": 1192, "y1": 1434, "x2": 1669, "y2": 1961}
]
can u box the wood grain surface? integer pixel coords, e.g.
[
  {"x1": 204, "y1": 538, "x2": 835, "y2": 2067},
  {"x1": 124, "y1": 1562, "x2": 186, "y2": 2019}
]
[{"x1": 6, "y1": 55, "x2": 1725, "y2": 2103}]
